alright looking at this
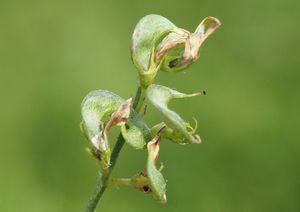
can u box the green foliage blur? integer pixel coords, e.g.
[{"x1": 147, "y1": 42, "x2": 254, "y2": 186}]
[{"x1": 0, "y1": 0, "x2": 299, "y2": 211}]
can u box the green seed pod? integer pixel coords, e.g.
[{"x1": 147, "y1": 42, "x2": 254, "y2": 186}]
[
  {"x1": 146, "y1": 135, "x2": 167, "y2": 204},
  {"x1": 120, "y1": 109, "x2": 152, "y2": 149},
  {"x1": 131, "y1": 15, "x2": 221, "y2": 87},
  {"x1": 146, "y1": 84, "x2": 203, "y2": 144},
  {"x1": 131, "y1": 14, "x2": 175, "y2": 73},
  {"x1": 81, "y1": 90, "x2": 122, "y2": 169},
  {"x1": 131, "y1": 14, "x2": 176, "y2": 88},
  {"x1": 81, "y1": 90, "x2": 151, "y2": 170}
]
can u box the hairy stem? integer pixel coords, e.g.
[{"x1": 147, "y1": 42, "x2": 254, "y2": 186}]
[{"x1": 84, "y1": 87, "x2": 143, "y2": 212}]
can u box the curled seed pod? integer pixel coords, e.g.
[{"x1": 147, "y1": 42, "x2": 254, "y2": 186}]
[
  {"x1": 146, "y1": 84, "x2": 204, "y2": 144},
  {"x1": 156, "y1": 16, "x2": 221, "y2": 72},
  {"x1": 131, "y1": 14, "x2": 221, "y2": 88},
  {"x1": 81, "y1": 90, "x2": 151, "y2": 170}
]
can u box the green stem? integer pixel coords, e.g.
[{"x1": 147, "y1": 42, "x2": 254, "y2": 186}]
[
  {"x1": 84, "y1": 87, "x2": 144, "y2": 212},
  {"x1": 108, "y1": 178, "x2": 133, "y2": 187},
  {"x1": 134, "y1": 87, "x2": 146, "y2": 113}
]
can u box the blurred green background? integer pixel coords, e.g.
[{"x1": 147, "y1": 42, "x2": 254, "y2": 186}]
[{"x1": 0, "y1": 0, "x2": 299, "y2": 211}]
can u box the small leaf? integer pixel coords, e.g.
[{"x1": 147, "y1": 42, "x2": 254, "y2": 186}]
[
  {"x1": 147, "y1": 135, "x2": 167, "y2": 204},
  {"x1": 146, "y1": 84, "x2": 203, "y2": 144}
]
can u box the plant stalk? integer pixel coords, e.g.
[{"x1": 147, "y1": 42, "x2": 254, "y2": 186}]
[
  {"x1": 108, "y1": 178, "x2": 132, "y2": 187},
  {"x1": 84, "y1": 87, "x2": 144, "y2": 212}
]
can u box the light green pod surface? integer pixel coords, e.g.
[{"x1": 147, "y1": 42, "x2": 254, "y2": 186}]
[
  {"x1": 81, "y1": 90, "x2": 151, "y2": 150},
  {"x1": 147, "y1": 158, "x2": 167, "y2": 203},
  {"x1": 131, "y1": 14, "x2": 176, "y2": 72},
  {"x1": 81, "y1": 90, "x2": 124, "y2": 142},
  {"x1": 121, "y1": 109, "x2": 152, "y2": 149},
  {"x1": 146, "y1": 137, "x2": 167, "y2": 204},
  {"x1": 146, "y1": 84, "x2": 201, "y2": 144}
]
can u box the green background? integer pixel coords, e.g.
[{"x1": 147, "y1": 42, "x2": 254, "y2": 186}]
[{"x1": 0, "y1": 0, "x2": 299, "y2": 211}]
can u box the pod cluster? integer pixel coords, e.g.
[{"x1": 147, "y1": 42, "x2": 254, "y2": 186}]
[{"x1": 81, "y1": 14, "x2": 220, "y2": 203}]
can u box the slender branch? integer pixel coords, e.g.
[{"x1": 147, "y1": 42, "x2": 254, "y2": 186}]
[
  {"x1": 134, "y1": 87, "x2": 146, "y2": 113},
  {"x1": 84, "y1": 87, "x2": 143, "y2": 212},
  {"x1": 108, "y1": 178, "x2": 132, "y2": 187}
]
